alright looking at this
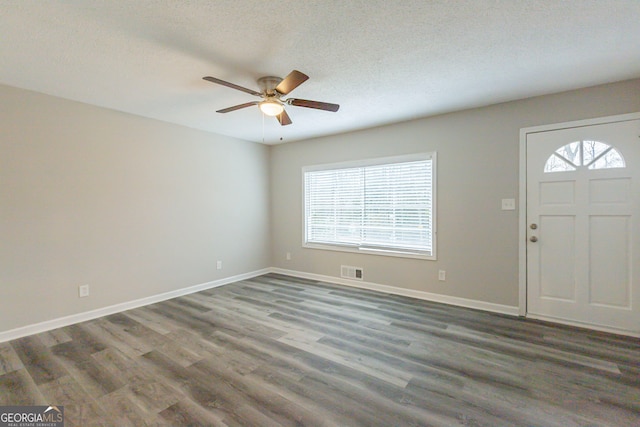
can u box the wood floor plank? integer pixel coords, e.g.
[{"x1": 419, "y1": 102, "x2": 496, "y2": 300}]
[
  {"x1": 278, "y1": 333, "x2": 412, "y2": 388},
  {"x1": 86, "y1": 318, "x2": 155, "y2": 357},
  {"x1": 50, "y1": 340, "x2": 125, "y2": 399},
  {"x1": 446, "y1": 324, "x2": 622, "y2": 374},
  {"x1": 124, "y1": 370, "x2": 182, "y2": 415},
  {"x1": 190, "y1": 357, "x2": 332, "y2": 427},
  {"x1": 36, "y1": 328, "x2": 73, "y2": 348},
  {"x1": 38, "y1": 375, "x2": 107, "y2": 427},
  {"x1": 162, "y1": 328, "x2": 226, "y2": 360},
  {"x1": 0, "y1": 368, "x2": 47, "y2": 406},
  {"x1": 0, "y1": 342, "x2": 24, "y2": 375},
  {"x1": 96, "y1": 386, "x2": 157, "y2": 427},
  {"x1": 158, "y1": 398, "x2": 228, "y2": 427},
  {"x1": 0, "y1": 273, "x2": 638, "y2": 426},
  {"x1": 123, "y1": 307, "x2": 180, "y2": 335},
  {"x1": 11, "y1": 336, "x2": 69, "y2": 385}
]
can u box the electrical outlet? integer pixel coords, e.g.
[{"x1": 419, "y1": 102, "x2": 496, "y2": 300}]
[
  {"x1": 216, "y1": 260, "x2": 222, "y2": 270},
  {"x1": 438, "y1": 270, "x2": 446, "y2": 281},
  {"x1": 286, "y1": 252, "x2": 291, "y2": 260},
  {"x1": 79, "y1": 284, "x2": 90, "y2": 298}
]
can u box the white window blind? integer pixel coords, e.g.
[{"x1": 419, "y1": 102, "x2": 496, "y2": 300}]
[{"x1": 304, "y1": 154, "x2": 435, "y2": 258}]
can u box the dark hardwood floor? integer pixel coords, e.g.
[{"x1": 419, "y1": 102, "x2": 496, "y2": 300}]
[{"x1": 1, "y1": 273, "x2": 638, "y2": 426}]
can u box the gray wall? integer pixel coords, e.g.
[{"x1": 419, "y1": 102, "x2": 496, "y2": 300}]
[
  {"x1": 270, "y1": 79, "x2": 640, "y2": 307},
  {"x1": 0, "y1": 85, "x2": 271, "y2": 333}
]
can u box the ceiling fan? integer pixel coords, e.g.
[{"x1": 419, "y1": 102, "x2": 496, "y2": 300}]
[{"x1": 202, "y1": 70, "x2": 339, "y2": 126}]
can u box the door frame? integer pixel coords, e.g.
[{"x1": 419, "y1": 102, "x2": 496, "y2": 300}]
[{"x1": 518, "y1": 112, "x2": 640, "y2": 333}]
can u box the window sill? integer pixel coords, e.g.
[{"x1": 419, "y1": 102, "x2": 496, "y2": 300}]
[{"x1": 303, "y1": 242, "x2": 436, "y2": 260}]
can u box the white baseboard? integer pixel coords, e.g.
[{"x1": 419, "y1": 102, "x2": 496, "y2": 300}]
[
  {"x1": 0, "y1": 268, "x2": 270, "y2": 343},
  {"x1": 269, "y1": 267, "x2": 520, "y2": 316}
]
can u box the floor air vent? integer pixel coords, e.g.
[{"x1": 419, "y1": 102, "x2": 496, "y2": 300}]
[{"x1": 341, "y1": 265, "x2": 363, "y2": 280}]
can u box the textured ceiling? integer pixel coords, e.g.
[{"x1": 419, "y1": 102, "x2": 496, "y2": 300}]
[{"x1": 2, "y1": 1, "x2": 640, "y2": 144}]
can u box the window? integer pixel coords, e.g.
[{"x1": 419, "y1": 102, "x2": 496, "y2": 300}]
[
  {"x1": 544, "y1": 140, "x2": 625, "y2": 173},
  {"x1": 303, "y1": 153, "x2": 435, "y2": 259}
]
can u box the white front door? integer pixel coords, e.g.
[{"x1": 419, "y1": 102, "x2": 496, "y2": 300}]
[{"x1": 526, "y1": 118, "x2": 640, "y2": 334}]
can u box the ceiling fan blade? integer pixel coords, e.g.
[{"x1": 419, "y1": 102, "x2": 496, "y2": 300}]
[
  {"x1": 275, "y1": 70, "x2": 309, "y2": 95},
  {"x1": 277, "y1": 109, "x2": 292, "y2": 126},
  {"x1": 216, "y1": 101, "x2": 259, "y2": 113},
  {"x1": 203, "y1": 76, "x2": 262, "y2": 97},
  {"x1": 288, "y1": 98, "x2": 340, "y2": 112}
]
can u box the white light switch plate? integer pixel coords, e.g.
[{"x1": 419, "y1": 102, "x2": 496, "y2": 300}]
[{"x1": 501, "y1": 198, "x2": 516, "y2": 210}]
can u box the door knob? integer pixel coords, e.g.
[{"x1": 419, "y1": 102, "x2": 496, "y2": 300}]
[
  {"x1": 530, "y1": 223, "x2": 538, "y2": 230},
  {"x1": 530, "y1": 236, "x2": 538, "y2": 242}
]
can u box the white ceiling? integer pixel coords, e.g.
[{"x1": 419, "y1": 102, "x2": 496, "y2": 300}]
[{"x1": 2, "y1": 1, "x2": 640, "y2": 145}]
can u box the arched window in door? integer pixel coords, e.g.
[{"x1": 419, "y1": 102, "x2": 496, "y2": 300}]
[{"x1": 544, "y1": 140, "x2": 625, "y2": 173}]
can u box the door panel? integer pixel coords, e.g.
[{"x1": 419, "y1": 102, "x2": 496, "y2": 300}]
[
  {"x1": 589, "y1": 215, "x2": 630, "y2": 308},
  {"x1": 526, "y1": 119, "x2": 640, "y2": 333},
  {"x1": 540, "y1": 181, "x2": 575, "y2": 205},
  {"x1": 589, "y1": 178, "x2": 630, "y2": 204},
  {"x1": 539, "y1": 215, "x2": 576, "y2": 301}
]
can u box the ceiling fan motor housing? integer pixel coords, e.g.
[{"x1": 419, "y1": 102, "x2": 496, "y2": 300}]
[{"x1": 258, "y1": 76, "x2": 284, "y2": 95}]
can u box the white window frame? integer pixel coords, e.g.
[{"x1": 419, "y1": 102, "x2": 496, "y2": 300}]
[{"x1": 302, "y1": 153, "x2": 437, "y2": 260}]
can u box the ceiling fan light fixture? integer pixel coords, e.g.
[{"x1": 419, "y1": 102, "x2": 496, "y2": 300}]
[{"x1": 259, "y1": 99, "x2": 284, "y2": 116}]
